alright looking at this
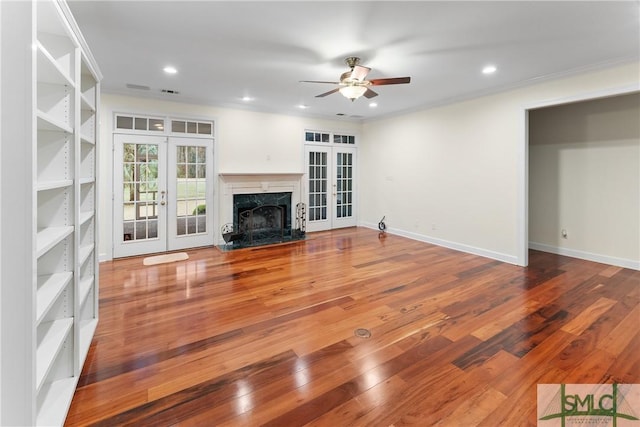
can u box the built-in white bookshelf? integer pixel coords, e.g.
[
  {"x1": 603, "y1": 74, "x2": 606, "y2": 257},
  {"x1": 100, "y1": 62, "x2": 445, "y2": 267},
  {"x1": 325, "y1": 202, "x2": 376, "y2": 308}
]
[{"x1": 0, "y1": 1, "x2": 101, "y2": 425}]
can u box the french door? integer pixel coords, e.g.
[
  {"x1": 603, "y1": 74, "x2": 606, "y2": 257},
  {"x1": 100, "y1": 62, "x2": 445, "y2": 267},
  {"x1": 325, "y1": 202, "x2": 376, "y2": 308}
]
[
  {"x1": 113, "y1": 134, "x2": 214, "y2": 257},
  {"x1": 305, "y1": 145, "x2": 357, "y2": 232}
]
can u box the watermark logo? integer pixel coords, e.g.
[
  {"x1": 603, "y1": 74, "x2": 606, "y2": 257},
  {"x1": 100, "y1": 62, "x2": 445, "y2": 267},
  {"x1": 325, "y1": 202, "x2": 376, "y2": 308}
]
[{"x1": 538, "y1": 384, "x2": 640, "y2": 426}]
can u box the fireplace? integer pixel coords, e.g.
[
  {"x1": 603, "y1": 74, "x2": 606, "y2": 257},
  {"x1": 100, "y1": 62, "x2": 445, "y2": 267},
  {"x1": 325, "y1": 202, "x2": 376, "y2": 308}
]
[{"x1": 218, "y1": 173, "x2": 306, "y2": 249}]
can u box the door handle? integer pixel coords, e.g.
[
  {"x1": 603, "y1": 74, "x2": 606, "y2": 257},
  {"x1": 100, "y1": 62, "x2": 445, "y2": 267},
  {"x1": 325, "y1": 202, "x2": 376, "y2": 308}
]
[{"x1": 160, "y1": 190, "x2": 166, "y2": 206}]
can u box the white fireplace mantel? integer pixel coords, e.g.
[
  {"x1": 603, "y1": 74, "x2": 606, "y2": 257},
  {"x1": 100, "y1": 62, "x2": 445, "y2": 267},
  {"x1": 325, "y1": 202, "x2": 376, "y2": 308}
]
[
  {"x1": 219, "y1": 172, "x2": 303, "y2": 194},
  {"x1": 219, "y1": 172, "x2": 304, "y2": 177}
]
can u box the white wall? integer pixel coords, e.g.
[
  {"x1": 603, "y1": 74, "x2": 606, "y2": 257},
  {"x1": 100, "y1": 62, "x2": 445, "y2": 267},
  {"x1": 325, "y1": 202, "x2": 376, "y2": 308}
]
[
  {"x1": 529, "y1": 93, "x2": 639, "y2": 269},
  {"x1": 98, "y1": 94, "x2": 361, "y2": 260},
  {"x1": 360, "y1": 62, "x2": 640, "y2": 265}
]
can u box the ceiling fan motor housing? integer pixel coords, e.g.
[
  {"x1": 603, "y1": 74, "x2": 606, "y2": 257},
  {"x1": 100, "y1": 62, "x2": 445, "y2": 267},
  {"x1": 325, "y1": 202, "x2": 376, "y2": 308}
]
[{"x1": 345, "y1": 56, "x2": 361, "y2": 68}]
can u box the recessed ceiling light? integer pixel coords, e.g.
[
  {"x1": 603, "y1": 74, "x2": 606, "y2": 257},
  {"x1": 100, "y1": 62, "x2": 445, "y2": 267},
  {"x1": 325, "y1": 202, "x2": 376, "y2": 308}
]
[
  {"x1": 241, "y1": 96, "x2": 254, "y2": 102},
  {"x1": 298, "y1": 104, "x2": 308, "y2": 109},
  {"x1": 369, "y1": 102, "x2": 378, "y2": 108},
  {"x1": 482, "y1": 65, "x2": 497, "y2": 75},
  {"x1": 163, "y1": 66, "x2": 177, "y2": 74}
]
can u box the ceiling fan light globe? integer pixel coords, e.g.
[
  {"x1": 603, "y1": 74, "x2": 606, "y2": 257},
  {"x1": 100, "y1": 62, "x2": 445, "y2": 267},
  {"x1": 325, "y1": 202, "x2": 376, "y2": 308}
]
[{"x1": 339, "y1": 85, "x2": 367, "y2": 100}]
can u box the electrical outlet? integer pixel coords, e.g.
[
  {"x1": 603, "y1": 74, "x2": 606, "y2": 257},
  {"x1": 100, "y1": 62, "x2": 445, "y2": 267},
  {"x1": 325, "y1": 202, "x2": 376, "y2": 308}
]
[{"x1": 561, "y1": 229, "x2": 568, "y2": 239}]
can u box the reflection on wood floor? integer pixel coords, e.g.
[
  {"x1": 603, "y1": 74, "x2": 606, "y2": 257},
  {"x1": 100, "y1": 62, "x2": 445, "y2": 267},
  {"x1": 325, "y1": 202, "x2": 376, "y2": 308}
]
[{"x1": 65, "y1": 227, "x2": 639, "y2": 426}]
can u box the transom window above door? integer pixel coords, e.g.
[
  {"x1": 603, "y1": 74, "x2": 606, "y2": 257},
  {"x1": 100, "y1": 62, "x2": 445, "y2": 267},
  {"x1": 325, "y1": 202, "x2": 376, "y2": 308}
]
[
  {"x1": 305, "y1": 131, "x2": 330, "y2": 143},
  {"x1": 333, "y1": 134, "x2": 356, "y2": 144},
  {"x1": 116, "y1": 114, "x2": 165, "y2": 132},
  {"x1": 305, "y1": 130, "x2": 356, "y2": 145},
  {"x1": 114, "y1": 114, "x2": 215, "y2": 138},
  {"x1": 171, "y1": 119, "x2": 214, "y2": 136}
]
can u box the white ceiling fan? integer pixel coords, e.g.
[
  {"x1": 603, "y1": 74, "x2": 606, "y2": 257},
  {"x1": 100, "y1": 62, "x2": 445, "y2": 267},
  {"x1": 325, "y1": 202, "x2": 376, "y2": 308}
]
[{"x1": 301, "y1": 57, "x2": 411, "y2": 101}]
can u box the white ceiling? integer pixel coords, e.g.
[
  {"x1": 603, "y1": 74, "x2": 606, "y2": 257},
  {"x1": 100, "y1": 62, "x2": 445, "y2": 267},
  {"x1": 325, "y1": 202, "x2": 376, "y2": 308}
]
[{"x1": 67, "y1": 1, "x2": 640, "y2": 121}]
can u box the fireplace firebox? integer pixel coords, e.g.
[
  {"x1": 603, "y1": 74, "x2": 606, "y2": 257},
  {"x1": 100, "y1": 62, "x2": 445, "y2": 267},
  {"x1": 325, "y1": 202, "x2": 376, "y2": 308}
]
[
  {"x1": 230, "y1": 192, "x2": 297, "y2": 248},
  {"x1": 238, "y1": 204, "x2": 286, "y2": 244}
]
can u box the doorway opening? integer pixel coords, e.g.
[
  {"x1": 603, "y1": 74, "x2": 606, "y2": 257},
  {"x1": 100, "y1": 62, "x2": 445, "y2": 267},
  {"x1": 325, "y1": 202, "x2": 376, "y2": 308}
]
[{"x1": 521, "y1": 87, "x2": 639, "y2": 269}]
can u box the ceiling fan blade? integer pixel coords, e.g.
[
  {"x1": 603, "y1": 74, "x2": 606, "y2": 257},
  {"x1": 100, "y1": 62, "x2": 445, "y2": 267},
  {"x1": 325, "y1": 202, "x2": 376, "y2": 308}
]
[
  {"x1": 363, "y1": 88, "x2": 378, "y2": 99},
  {"x1": 369, "y1": 77, "x2": 411, "y2": 86},
  {"x1": 300, "y1": 80, "x2": 340, "y2": 84},
  {"x1": 351, "y1": 65, "x2": 371, "y2": 81},
  {"x1": 315, "y1": 88, "x2": 340, "y2": 98}
]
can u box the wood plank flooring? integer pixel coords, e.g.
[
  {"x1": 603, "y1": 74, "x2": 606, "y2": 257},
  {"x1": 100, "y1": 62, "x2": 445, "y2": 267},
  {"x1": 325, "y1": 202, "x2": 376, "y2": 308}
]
[{"x1": 65, "y1": 227, "x2": 640, "y2": 426}]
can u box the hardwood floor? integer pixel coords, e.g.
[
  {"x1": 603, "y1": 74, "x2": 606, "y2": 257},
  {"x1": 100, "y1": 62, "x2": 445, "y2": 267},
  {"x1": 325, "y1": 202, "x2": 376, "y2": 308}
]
[{"x1": 65, "y1": 227, "x2": 640, "y2": 426}]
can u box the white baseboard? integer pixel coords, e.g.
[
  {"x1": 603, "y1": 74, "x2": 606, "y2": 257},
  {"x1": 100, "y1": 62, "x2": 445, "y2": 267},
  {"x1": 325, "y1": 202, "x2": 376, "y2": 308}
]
[
  {"x1": 359, "y1": 221, "x2": 521, "y2": 266},
  {"x1": 528, "y1": 242, "x2": 639, "y2": 270}
]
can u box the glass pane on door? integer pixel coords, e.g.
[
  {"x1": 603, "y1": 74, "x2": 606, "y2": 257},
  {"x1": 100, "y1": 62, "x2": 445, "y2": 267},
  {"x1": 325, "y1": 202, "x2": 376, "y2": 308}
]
[
  {"x1": 175, "y1": 145, "x2": 207, "y2": 236},
  {"x1": 308, "y1": 151, "x2": 327, "y2": 222},
  {"x1": 122, "y1": 143, "x2": 159, "y2": 241},
  {"x1": 336, "y1": 152, "x2": 353, "y2": 218}
]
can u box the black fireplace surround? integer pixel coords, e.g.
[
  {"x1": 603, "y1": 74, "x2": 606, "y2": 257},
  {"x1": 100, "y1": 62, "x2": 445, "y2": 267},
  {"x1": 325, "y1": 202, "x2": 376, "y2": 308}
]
[{"x1": 229, "y1": 192, "x2": 300, "y2": 248}]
